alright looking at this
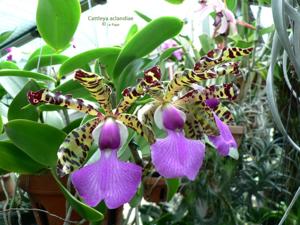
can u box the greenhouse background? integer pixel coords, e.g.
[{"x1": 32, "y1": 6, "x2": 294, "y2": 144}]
[{"x1": 0, "y1": 0, "x2": 299, "y2": 224}]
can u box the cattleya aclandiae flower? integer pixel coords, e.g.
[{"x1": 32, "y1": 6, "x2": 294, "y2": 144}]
[
  {"x1": 138, "y1": 47, "x2": 253, "y2": 180},
  {"x1": 27, "y1": 70, "x2": 156, "y2": 209}
]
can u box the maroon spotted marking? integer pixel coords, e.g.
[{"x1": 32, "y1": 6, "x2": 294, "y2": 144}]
[
  {"x1": 27, "y1": 89, "x2": 45, "y2": 105},
  {"x1": 75, "y1": 69, "x2": 90, "y2": 80},
  {"x1": 144, "y1": 66, "x2": 161, "y2": 80}
]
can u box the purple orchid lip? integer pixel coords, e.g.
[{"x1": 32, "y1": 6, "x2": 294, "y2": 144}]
[
  {"x1": 154, "y1": 104, "x2": 186, "y2": 131},
  {"x1": 98, "y1": 118, "x2": 121, "y2": 150},
  {"x1": 71, "y1": 149, "x2": 142, "y2": 209},
  {"x1": 92, "y1": 118, "x2": 129, "y2": 151},
  {"x1": 151, "y1": 130, "x2": 205, "y2": 180},
  {"x1": 162, "y1": 105, "x2": 185, "y2": 130}
]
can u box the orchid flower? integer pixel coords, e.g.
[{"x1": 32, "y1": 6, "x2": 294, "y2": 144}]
[
  {"x1": 205, "y1": 98, "x2": 238, "y2": 158},
  {"x1": 5, "y1": 47, "x2": 14, "y2": 61},
  {"x1": 161, "y1": 39, "x2": 184, "y2": 61},
  {"x1": 198, "y1": 0, "x2": 237, "y2": 36},
  {"x1": 139, "y1": 47, "x2": 253, "y2": 180},
  {"x1": 27, "y1": 70, "x2": 155, "y2": 209}
]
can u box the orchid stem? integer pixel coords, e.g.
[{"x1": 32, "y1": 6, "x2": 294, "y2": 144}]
[
  {"x1": 128, "y1": 141, "x2": 143, "y2": 167},
  {"x1": 62, "y1": 109, "x2": 70, "y2": 125}
]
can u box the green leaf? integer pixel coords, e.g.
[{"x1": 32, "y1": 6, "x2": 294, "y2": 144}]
[
  {"x1": 130, "y1": 185, "x2": 143, "y2": 207},
  {"x1": 0, "y1": 30, "x2": 14, "y2": 44},
  {"x1": 116, "y1": 58, "x2": 151, "y2": 100},
  {"x1": 28, "y1": 45, "x2": 57, "y2": 60},
  {"x1": 258, "y1": 25, "x2": 275, "y2": 36},
  {"x1": 0, "y1": 168, "x2": 8, "y2": 175},
  {"x1": 54, "y1": 79, "x2": 94, "y2": 101},
  {"x1": 0, "y1": 141, "x2": 45, "y2": 173},
  {"x1": 113, "y1": 17, "x2": 183, "y2": 78},
  {"x1": 134, "y1": 10, "x2": 152, "y2": 22},
  {"x1": 226, "y1": 0, "x2": 237, "y2": 12},
  {"x1": 24, "y1": 55, "x2": 69, "y2": 71},
  {"x1": 52, "y1": 170, "x2": 104, "y2": 222},
  {"x1": 166, "y1": 178, "x2": 180, "y2": 201},
  {"x1": 0, "y1": 62, "x2": 26, "y2": 98},
  {"x1": 62, "y1": 118, "x2": 82, "y2": 134},
  {"x1": 235, "y1": 40, "x2": 254, "y2": 48},
  {"x1": 0, "y1": 69, "x2": 56, "y2": 82},
  {"x1": 165, "y1": 0, "x2": 184, "y2": 4},
  {"x1": 8, "y1": 80, "x2": 40, "y2": 121},
  {"x1": 125, "y1": 24, "x2": 138, "y2": 43},
  {"x1": 5, "y1": 120, "x2": 66, "y2": 167},
  {"x1": 0, "y1": 116, "x2": 3, "y2": 133},
  {"x1": 199, "y1": 34, "x2": 215, "y2": 54},
  {"x1": 58, "y1": 47, "x2": 121, "y2": 78},
  {"x1": 36, "y1": 0, "x2": 81, "y2": 50},
  {"x1": 0, "y1": 61, "x2": 19, "y2": 70},
  {"x1": 159, "y1": 47, "x2": 181, "y2": 62}
]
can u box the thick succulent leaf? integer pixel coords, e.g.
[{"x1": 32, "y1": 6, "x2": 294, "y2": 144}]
[
  {"x1": 24, "y1": 55, "x2": 68, "y2": 71},
  {"x1": 0, "y1": 61, "x2": 19, "y2": 70},
  {"x1": 8, "y1": 80, "x2": 40, "y2": 121},
  {"x1": 194, "y1": 47, "x2": 253, "y2": 72},
  {"x1": 0, "y1": 116, "x2": 2, "y2": 133},
  {"x1": 59, "y1": 47, "x2": 121, "y2": 78},
  {"x1": 115, "y1": 58, "x2": 151, "y2": 101},
  {"x1": 113, "y1": 17, "x2": 183, "y2": 78},
  {"x1": 166, "y1": 178, "x2": 180, "y2": 201},
  {"x1": 54, "y1": 79, "x2": 94, "y2": 100},
  {"x1": 0, "y1": 69, "x2": 55, "y2": 82},
  {"x1": 57, "y1": 117, "x2": 101, "y2": 177},
  {"x1": 27, "y1": 89, "x2": 101, "y2": 116},
  {"x1": 134, "y1": 10, "x2": 152, "y2": 22},
  {"x1": 117, "y1": 113, "x2": 155, "y2": 144},
  {"x1": 125, "y1": 24, "x2": 138, "y2": 43},
  {"x1": 75, "y1": 70, "x2": 112, "y2": 114},
  {"x1": 5, "y1": 120, "x2": 66, "y2": 167},
  {"x1": 0, "y1": 141, "x2": 45, "y2": 173},
  {"x1": 36, "y1": 0, "x2": 81, "y2": 50},
  {"x1": 27, "y1": 45, "x2": 57, "y2": 60},
  {"x1": 0, "y1": 30, "x2": 14, "y2": 44}
]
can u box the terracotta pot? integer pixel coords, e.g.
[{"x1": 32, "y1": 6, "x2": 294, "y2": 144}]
[
  {"x1": 18, "y1": 173, "x2": 88, "y2": 225},
  {"x1": 143, "y1": 177, "x2": 167, "y2": 203},
  {"x1": 229, "y1": 125, "x2": 244, "y2": 147},
  {"x1": 100, "y1": 207, "x2": 123, "y2": 225},
  {"x1": 0, "y1": 173, "x2": 15, "y2": 201}
]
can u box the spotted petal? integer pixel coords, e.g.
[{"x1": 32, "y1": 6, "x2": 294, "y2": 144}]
[
  {"x1": 184, "y1": 112, "x2": 204, "y2": 140},
  {"x1": 118, "y1": 113, "x2": 155, "y2": 144},
  {"x1": 194, "y1": 47, "x2": 253, "y2": 72},
  {"x1": 75, "y1": 70, "x2": 112, "y2": 115},
  {"x1": 116, "y1": 66, "x2": 163, "y2": 115},
  {"x1": 71, "y1": 149, "x2": 142, "y2": 209},
  {"x1": 164, "y1": 63, "x2": 240, "y2": 101},
  {"x1": 28, "y1": 89, "x2": 101, "y2": 117},
  {"x1": 175, "y1": 83, "x2": 239, "y2": 106},
  {"x1": 151, "y1": 130, "x2": 205, "y2": 180},
  {"x1": 57, "y1": 118, "x2": 101, "y2": 176}
]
